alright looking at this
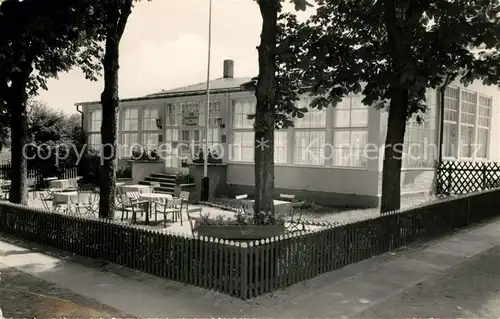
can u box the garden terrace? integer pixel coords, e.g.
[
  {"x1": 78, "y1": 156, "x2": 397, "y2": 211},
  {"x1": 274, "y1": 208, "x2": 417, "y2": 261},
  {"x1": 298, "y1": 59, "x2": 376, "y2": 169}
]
[{"x1": 1, "y1": 188, "x2": 498, "y2": 299}]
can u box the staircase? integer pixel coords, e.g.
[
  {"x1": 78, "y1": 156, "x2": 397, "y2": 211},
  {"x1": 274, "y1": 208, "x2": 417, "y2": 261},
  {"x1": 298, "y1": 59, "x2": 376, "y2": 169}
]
[{"x1": 138, "y1": 172, "x2": 176, "y2": 195}]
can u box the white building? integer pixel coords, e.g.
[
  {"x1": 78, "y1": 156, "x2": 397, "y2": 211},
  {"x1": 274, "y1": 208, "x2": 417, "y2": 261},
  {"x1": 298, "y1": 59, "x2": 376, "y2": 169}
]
[{"x1": 76, "y1": 60, "x2": 500, "y2": 207}]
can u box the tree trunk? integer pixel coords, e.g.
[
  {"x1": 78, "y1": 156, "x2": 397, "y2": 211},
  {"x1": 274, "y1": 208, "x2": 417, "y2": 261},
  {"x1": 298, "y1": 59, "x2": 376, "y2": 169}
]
[
  {"x1": 99, "y1": 34, "x2": 120, "y2": 219},
  {"x1": 9, "y1": 65, "x2": 32, "y2": 204},
  {"x1": 254, "y1": 0, "x2": 279, "y2": 224},
  {"x1": 380, "y1": 88, "x2": 408, "y2": 213}
]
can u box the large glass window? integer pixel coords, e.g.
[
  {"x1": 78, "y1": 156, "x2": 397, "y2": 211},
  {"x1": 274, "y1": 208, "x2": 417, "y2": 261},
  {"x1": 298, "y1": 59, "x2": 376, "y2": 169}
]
[
  {"x1": 477, "y1": 95, "x2": 491, "y2": 158},
  {"x1": 443, "y1": 87, "x2": 459, "y2": 158},
  {"x1": 274, "y1": 131, "x2": 288, "y2": 164},
  {"x1": 332, "y1": 95, "x2": 369, "y2": 167},
  {"x1": 334, "y1": 95, "x2": 368, "y2": 128},
  {"x1": 88, "y1": 134, "x2": 101, "y2": 155},
  {"x1": 123, "y1": 108, "x2": 139, "y2": 131},
  {"x1": 120, "y1": 133, "x2": 139, "y2": 158},
  {"x1": 232, "y1": 100, "x2": 255, "y2": 129},
  {"x1": 293, "y1": 130, "x2": 325, "y2": 165},
  {"x1": 460, "y1": 90, "x2": 477, "y2": 158},
  {"x1": 142, "y1": 108, "x2": 159, "y2": 131},
  {"x1": 90, "y1": 109, "x2": 102, "y2": 132},
  {"x1": 230, "y1": 131, "x2": 254, "y2": 162},
  {"x1": 441, "y1": 87, "x2": 491, "y2": 160},
  {"x1": 402, "y1": 89, "x2": 437, "y2": 169},
  {"x1": 332, "y1": 130, "x2": 368, "y2": 167}
]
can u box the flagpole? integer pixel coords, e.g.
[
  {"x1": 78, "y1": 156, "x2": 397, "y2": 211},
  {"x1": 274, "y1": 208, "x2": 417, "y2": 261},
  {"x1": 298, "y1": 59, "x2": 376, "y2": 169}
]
[{"x1": 201, "y1": 0, "x2": 212, "y2": 201}]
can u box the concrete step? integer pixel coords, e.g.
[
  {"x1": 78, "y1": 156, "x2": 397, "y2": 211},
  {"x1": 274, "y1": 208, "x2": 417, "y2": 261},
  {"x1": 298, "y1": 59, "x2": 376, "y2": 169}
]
[
  {"x1": 150, "y1": 173, "x2": 177, "y2": 179},
  {"x1": 144, "y1": 176, "x2": 176, "y2": 183}
]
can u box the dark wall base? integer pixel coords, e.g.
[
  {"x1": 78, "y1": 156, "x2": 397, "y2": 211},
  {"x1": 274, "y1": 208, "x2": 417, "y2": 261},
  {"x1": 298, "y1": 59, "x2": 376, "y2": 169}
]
[{"x1": 226, "y1": 184, "x2": 379, "y2": 209}]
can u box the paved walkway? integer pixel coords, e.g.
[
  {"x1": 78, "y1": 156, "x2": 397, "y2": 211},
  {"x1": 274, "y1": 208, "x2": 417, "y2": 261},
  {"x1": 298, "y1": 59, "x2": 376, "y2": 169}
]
[{"x1": 1, "y1": 217, "x2": 499, "y2": 318}]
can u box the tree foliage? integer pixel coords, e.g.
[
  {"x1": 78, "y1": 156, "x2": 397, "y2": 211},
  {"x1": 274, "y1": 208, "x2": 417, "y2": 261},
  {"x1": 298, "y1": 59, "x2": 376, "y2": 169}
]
[
  {"x1": 279, "y1": 0, "x2": 500, "y2": 212},
  {"x1": 0, "y1": 0, "x2": 102, "y2": 203}
]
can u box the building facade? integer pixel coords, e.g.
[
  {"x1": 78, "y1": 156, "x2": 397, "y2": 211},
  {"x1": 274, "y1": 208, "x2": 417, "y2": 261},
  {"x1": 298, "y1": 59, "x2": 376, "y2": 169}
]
[{"x1": 76, "y1": 60, "x2": 500, "y2": 207}]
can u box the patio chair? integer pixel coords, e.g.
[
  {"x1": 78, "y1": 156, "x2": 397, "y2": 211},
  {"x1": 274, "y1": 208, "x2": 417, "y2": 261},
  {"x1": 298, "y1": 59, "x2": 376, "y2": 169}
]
[
  {"x1": 27, "y1": 177, "x2": 37, "y2": 199},
  {"x1": 186, "y1": 207, "x2": 203, "y2": 237},
  {"x1": 235, "y1": 194, "x2": 248, "y2": 213},
  {"x1": 52, "y1": 193, "x2": 69, "y2": 213},
  {"x1": 179, "y1": 191, "x2": 190, "y2": 210},
  {"x1": 119, "y1": 193, "x2": 149, "y2": 223},
  {"x1": 286, "y1": 200, "x2": 306, "y2": 233},
  {"x1": 38, "y1": 192, "x2": 52, "y2": 210},
  {"x1": 154, "y1": 197, "x2": 183, "y2": 226},
  {"x1": 70, "y1": 191, "x2": 98, "y2": 217}
]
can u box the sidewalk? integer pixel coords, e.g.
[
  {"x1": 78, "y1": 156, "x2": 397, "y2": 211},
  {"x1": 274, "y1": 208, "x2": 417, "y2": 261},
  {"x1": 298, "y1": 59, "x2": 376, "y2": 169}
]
[{"x1": 1, "y1": 217, "x2": 500, "y2": 318}]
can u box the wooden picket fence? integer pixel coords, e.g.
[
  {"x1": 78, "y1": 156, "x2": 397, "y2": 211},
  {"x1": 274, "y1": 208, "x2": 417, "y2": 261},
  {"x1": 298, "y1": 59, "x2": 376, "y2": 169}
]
[
  {"x1": 1, "y1": 188, "x2": 499, "y2": 299},
  {"x1": 436, "y1": 160, "x2": 500, "y2": 196},
  {"x1": 0, "y1": 164, "x2": 78, "y2": 186}
]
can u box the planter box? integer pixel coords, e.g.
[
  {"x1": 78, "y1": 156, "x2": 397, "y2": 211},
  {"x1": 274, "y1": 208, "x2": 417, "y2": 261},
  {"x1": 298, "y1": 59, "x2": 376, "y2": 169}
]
[{"x1": 197, "y1": 224, "x2": 285, "y2": 240}]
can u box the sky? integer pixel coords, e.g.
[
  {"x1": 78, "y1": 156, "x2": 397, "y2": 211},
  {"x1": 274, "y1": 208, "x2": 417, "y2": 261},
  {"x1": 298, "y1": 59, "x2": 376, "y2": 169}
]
[{"x1": 36, "y1": 0, "x2": 315, "y2": 115}]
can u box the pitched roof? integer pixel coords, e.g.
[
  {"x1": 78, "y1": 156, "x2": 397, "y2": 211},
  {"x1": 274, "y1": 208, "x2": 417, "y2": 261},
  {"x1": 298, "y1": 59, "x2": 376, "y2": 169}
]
[
  {"x1": 146, "y1": 76, "x2": 253, "y2": 97},
  {"x1": 75, "y1": 76, "x2": 253, "y2": 106}
]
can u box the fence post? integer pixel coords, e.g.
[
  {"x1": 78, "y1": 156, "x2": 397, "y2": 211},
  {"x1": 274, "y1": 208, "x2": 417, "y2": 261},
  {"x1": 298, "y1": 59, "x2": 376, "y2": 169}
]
[
  {"x1": 482, "y1": 162, "x2": 487, "y2": 190},
  {"x1": 240, "y1": 244, "x2": 248, "y2": 300}
]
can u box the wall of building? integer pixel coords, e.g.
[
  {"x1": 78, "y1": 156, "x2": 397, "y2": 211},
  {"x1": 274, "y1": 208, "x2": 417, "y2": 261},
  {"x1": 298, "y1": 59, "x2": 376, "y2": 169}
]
[
  {"x1": 376, "y1": 80, "x2": 500, "y2": 199},
  {"x1": 226, "y1": 163, "x2": 380, "y2": 208}
]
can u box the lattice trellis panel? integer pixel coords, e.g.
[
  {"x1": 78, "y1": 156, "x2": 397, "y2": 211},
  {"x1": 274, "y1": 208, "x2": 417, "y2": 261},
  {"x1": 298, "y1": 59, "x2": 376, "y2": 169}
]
[{"x1": 436, "y1": 161, "x2": 500, "y2": 196}]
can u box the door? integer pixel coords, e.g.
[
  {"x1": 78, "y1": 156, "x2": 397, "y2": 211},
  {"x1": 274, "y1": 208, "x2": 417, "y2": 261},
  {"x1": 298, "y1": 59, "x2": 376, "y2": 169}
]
[{"x1": 180, "y1": 129, "x2": 201, "y2": 161}]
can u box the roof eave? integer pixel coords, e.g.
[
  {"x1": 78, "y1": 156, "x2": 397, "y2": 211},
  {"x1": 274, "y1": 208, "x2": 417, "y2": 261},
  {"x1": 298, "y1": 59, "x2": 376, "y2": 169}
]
[{"x1": 75, "y1": 86, "x2": 249, "y2": 107}]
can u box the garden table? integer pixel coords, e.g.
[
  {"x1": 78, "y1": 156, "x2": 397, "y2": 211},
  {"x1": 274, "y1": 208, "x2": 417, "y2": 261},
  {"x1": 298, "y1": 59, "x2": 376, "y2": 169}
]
[
  {"x1": 49, "y1": 179, "x2": 71, "y2": 189},
  {"x1": 119, "y1": 184, "x2": 153, "y2": 194}
]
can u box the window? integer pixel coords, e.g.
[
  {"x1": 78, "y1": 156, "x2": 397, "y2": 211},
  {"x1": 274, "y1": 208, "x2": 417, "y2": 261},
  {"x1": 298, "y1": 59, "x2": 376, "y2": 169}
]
[
  {"x1": 90, "y1": 109, "x2": 101, "y2": 132},
  {"x1": 88, "y1": 134, "x2": 101, "y2": 154},
  {"x1": 334, "y1": 95, "x2": 368, "y2": 127},
  {"x1": 402, "y1": 89, "x2": 437, "y2": 169},
  {"x1": 142, "y1": 133, "x2": 159, "y2": 151},
  {"x1": 123, "y1": 108, "x2": 139, "y2": 131},
  {"x1": 232, "y1": 100, "x2": 255, "y2": 129},
  {"x1": 295, "y1": 101, "x2": 326, "y2": 128},
  {"x1": 443, "y1": 87, "x2": 459, "y2": 158},
  {"x1": 332, "y1": 95, "x2": 369, "y2": 167},
  {"x1": 120, "y1": 133, "x2": 139, "y2": 158},
  {"x1": 442, "y1": 87, "x2": 491, "y2": 160},
  {"x1": 332, "y1": 130, "x2": 368, "y2": 167},
  {"x1": 274, "y1": 131, "x2": 288, "y2": 164},
  {"x1": 142, "y1": 108, "x2": 159, "y2": 131},
  {"x1": 165, "y1": 103, "x2": 178, "y2": 126},
  {"x1": 293, "y1": 130, "x2": 325, "y2": 165},
  {"x1": 460, "y1": 90, "x2": 477, "y2": 158},
  {"x1": 230, "y1": 131, "x2": 254, "y2": 162},
  {"x1": 477, "y1": 95, "x2": 491, "y2": 159},
  {"x1": 207, "y1": 101, "x2": 222, "y2": 151}
]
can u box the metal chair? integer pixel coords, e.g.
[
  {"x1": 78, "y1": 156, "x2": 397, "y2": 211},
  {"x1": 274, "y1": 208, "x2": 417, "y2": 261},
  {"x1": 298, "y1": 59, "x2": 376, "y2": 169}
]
[
  {"x1": 27, "y1": 177, "x2": 37, "y2": 199},
  {"x1": 155, "y1": 197, "x2": 183, "y2": 226},
  {"x1": 38, "y1": 192, "x2": 52, "y2": 210},
  {"x1": 186, "y1": 207, "x2": 203, "y2": 237},
  {"x1": 286, "y1": 201, "x2": 306, "y2": 233},
  {"x1": 119, "y1": 193, "x2": 148, "y2": 223},
  {"x1": 179, "y1": 191, "x2": 190, "y2": 210},
  {"x1": 235, "y1": 194, "x2": 249, "y2": 213}
]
